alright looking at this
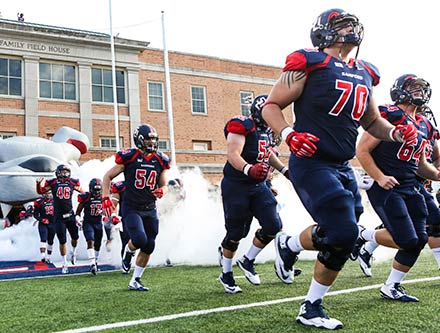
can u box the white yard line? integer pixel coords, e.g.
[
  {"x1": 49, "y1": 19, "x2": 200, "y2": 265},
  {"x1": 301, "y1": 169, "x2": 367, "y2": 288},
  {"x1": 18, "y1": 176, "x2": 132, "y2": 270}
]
[{"x1": 53, "y1": 276, "x2": 440, "y2": 333}]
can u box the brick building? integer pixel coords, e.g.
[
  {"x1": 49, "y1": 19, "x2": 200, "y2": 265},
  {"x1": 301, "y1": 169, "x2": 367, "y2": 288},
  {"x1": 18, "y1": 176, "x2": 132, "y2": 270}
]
[{"x1": 0, "y1": 18, "x2": 292, "y2": 183}]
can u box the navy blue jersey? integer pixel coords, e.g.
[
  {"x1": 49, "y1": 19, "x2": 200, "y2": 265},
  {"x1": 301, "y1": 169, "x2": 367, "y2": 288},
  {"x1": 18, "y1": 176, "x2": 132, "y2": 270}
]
[
  {"x1": 284, "y1": 49, "x2": 380, "y2": 162},
  {"x1": 45, "y1": 178, "x2": 81, "y2": 217},
  {"x1": 223, "y1": 115, "x2": 271, "y2": 184},
  {"x1": 115, "y1": 148, "x2": 170, "y2": 209},
  {"x1": 33, "y1": 197, "x2": 54, "y2": 223},
  {"x1": 415, "y1": 115, "x2": 439, "y2": 182},
  {"x1": 371, "y1": 105, "x2": 427, "y2": 186},
  {"x1": 78, "y1": 192, "x2": 102, "y2": 224}
]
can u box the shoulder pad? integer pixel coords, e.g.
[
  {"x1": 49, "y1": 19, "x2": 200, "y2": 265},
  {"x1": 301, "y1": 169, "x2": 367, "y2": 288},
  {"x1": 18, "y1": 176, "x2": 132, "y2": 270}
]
[
  {"x1": 111, "y1": 181, "x2": 126, "y2": 194},
  {"x1": 357, "y1": 60, "x2": 380, "y2": 86},
  {"x1": 224, "y1": 116, "x2": 255, "y2": 136},
  {"x1": 379, "y1": 104, "x2": 405, "y2": 125},
  {"x1": 283, "y1": 49, "x2": 328, "y2": 73},
  {"x1": 155, "y1": 151, "x2": 171, "y2": 170},
  {"x1": 115, "y1": 148, "x2": 139, "y2": 164},
  {"x1": 77, "y1": 192, "x2": 90, "y2": 203},
  {"x1": 46, "y1": 178, "x2": 57, "y2": 186}
]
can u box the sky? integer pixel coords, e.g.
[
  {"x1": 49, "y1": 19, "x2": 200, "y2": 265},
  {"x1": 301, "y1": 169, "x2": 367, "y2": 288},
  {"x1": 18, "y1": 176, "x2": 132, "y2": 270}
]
[{"x1": 1, "y1": 0, "x2": 438, "y2": 116}]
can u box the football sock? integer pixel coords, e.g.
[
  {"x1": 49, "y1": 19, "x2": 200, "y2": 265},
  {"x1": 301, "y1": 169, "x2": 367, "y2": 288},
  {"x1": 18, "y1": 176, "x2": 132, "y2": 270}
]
[
  {"x1": 222, "y1": 257, "x2": 233, "y2": 273},
  {"x1": 287, "y1": 234, "x2": 304, "y2": 253},
  {"x1": 430, "y1": 247, "x2": 440, "y2": 268},
  {"x1": 305, "y1": 277, "x2": 330, "y2": 303},
  {"x1": 385, "y1": 267, "x2": 406, "y2": 285},
  {"x1": 360, "y1": 229, "x2": 376, "y2": 242},
  {"x1": 364, "y1": 241, "x2": 379, "y2": 254},
  {"x1": 87, "y1": 248, "x2": 95, "y2": 265},
  {"x1": 245, "y1": 244, "x2": 262, "y2": 261},
  {"x1": 132, "y1": 265, "x2": 145, "y2": 280}
]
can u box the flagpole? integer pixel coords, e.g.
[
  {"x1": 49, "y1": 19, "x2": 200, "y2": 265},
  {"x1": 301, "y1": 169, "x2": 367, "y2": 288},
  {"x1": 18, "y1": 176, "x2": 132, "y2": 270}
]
[
  {"x1": 109, "y1": 0, "x2": 120, "y2": 151},
  {"x1": 161, "y1": 11, "x2": 176, "y2": 168}
]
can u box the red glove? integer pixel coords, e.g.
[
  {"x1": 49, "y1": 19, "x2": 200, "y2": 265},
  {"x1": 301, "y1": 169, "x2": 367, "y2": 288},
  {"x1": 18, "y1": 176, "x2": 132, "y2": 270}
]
[
  {"x1": 391, "y1": 124, "x2": 418, "y2": 144},
  {"x1": 101, "y1": 196, "x2": 114, "y2": 219},
  {"x1": 285, "y1": 131, "x2": 320, "y2": 158},
  {"x1": 152, "y1": 188, "x2": 164, "y2": 199},
  {"x1": 111, "y1": 214, "x2": 121, "y2": 225},
  {"x1": 41, "y1": 218, "x2": 49, "y2": 225},
  {"x1": 244, "y1": 163, "x2": 269, "y2": 181}
]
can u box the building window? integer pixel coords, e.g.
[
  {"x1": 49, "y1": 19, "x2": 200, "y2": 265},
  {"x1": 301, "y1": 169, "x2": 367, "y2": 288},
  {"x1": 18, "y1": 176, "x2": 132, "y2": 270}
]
[
  {"x1": 158, "y1": 139, "x2": 169, "y2": 150},
  {"x1": 39, "y1": 63, "x2": 76, "y2": 100},
  {"x1": 193, "y1": 140, "x2": 211, "y2": 151},
  {"x1": 148, "y1": 81, "x2": 164, "y2": 111},
  {"x1": 191, "y1": 86, "x2": 206, "y2": 114},
  {"x1": 0, "y1": 132, "x2": 16, "y2": 139},
  {"x1": 240, "y1": 91, "x2": 253, "y2": 116},
  {"x1": 0, "y1": 58, "x2": 22, "y2": 96},
  {"x1": 100, "y1": 137, "x2": 123, "y2": 149},
  {"x1": 92, "y1": 68, "x2": 125, "y2": 104}
]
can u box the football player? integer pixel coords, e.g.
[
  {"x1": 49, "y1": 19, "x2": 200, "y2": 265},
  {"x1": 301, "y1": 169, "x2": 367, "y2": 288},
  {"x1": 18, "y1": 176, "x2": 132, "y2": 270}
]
[
  {"x1": 36, "y1": 164, "x2": 83, "y2": 274},
  {"x1": 33, "y1": 190, "x2": 55, "y2": 263},
  {"x1": 76, "y1": 178, "x2": 104, "y2": 275},
  {"x1": 262, "y1": 8, "x2": 418, "y2": 330},
  {"x1": 355, "y1": 76, "x2": 440, "y2": 277},
  {"x1": 102, "y1": 124, "x2": 170, "y2": 291},
  {"x1": 110, "y1": 180, "x2": 129, "y2": 261},
  {"x1": 218, "y1": 94, "x2": 290, "y2": 294},
  {"x1": 356, "y1": 74, "x2": 440, "y2": 302}
]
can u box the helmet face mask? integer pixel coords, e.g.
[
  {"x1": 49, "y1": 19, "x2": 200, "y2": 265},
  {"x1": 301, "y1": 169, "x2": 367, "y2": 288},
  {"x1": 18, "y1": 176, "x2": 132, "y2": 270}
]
[
  {"x1": 89, "y1": 178, "x2": 102, "y2": 198},
  {"x1": 250, "y1": 94, "x2": 269, "y2": 129},
  {"x1": 133, "y1": 124, "x2": 159, "y2": 153},
  {"x1": 311, "y1": 8, "x2": 363, "y2": 50},
  {"x1": 390, "y1": 74, "x2": 431, "y2": 107},
  {"x1": 42, "y1": 190, "x2": 52, "y2": 201},
  {"x1": 56, "y1": 164, "x2": 71, "y2": 181}
]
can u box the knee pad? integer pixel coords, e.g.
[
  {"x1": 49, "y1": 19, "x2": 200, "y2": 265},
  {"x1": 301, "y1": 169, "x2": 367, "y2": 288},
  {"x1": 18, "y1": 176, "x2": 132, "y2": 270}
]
[
  {"x1": 141, "y1": 239, "x2": 155, "y2": 255},
  {"x1": 221, "y1": 237, "x2": 239, "y2": 252},
  {"x1": 395, "y1": 249, "x2": 419, "y2": 267},
  {"x1": 312, "y1": 226, "x2": 350, "y2": 271},
  {"x1": 255, "y1": 228, "x2": 275, "y2": 245},
  {"x1": 131, "y1": 233, "x2": 148, "y2": 252},
  {"x1": 427, "y1": 224, "x2": 440, "y2": 237}
]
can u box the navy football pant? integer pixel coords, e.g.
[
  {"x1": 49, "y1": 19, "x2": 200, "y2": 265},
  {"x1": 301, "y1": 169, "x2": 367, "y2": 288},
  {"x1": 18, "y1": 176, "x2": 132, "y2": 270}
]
[
  {"x1": 221, "y1": 177, "x2": 282, "y2": 242},
  {"x1": 367, "y1": 183, "x2": 428, "y2": 267},
  {"x1": 82, "y1": 222, "x2": 103, "y2": 251},
  {"x1": 289, "y1": 157, "x2": 361, "y2": 254},
  {"x1": 123, "y1": 208, "x2": 159, "y2": 255}
]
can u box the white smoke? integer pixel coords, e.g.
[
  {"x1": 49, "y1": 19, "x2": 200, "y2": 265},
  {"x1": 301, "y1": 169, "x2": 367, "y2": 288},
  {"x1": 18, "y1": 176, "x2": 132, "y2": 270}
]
[{"x1": 0, "y1": 159, "x2": 396, "y2": 266}]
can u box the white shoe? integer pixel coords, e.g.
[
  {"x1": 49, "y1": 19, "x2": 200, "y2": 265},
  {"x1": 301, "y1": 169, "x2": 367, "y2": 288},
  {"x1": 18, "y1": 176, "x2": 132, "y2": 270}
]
[
  {"x1": 236, "y1": 256, "x2": 260, "y2": 285},
  {"x1": 274, "y1": 232, "x2": 298, "y2": 284},
  {"x1": 129, "y1": 277, "x2": 149, "y2": 291},
  {"x1": 218, "y1": 272, "x2": 242, "y2": 294},
  {"x1": 380, "y1": 283, "x2": 419, "y2": 302},
  {"x1": 296, "y1": 299, "x2": 343, "y2": 330},
  {"x1": 70, "y1": 253, "x2": 76, "y2": 265},
  {"x1": 358, "y1": 247, "x2": 372, "y2": 277}
]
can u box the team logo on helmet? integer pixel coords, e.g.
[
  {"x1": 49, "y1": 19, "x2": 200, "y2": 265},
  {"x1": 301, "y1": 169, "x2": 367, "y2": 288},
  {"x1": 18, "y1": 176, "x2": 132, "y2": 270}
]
[
  {"x1": 55, "y1": 164, "x2": 71, "y2": 180},
  {"x1": 133, "y1": 124, "x2": 159, "y2": 153},
  {"x1": 390, "y1": 74, "x2": 431, "y2": 107},
  {"x1": 310, "y1": 8, "x2": 363, "y2": 50},
  {"x1": 250, "y1": 94, "x2": 269, "y2": 129}
]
